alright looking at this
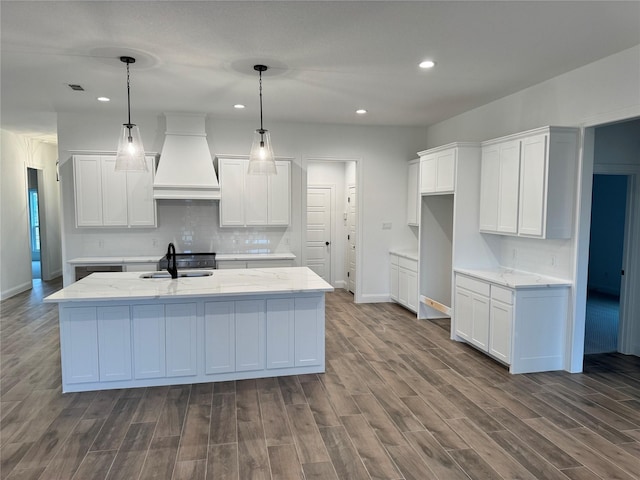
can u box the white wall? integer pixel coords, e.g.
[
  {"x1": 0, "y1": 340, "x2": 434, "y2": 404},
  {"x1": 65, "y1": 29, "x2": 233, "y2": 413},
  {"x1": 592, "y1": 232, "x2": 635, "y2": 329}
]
[
  {"x1": 57, "y1": 113, "x2": 426, "y2": 299},
  {"x1": 1, "y1": 130, "x2": 61, "y2": 299}
]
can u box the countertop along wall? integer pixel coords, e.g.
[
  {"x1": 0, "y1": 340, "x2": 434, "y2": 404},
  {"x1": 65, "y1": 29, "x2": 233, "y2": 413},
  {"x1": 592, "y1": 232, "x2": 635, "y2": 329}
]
[{"x1": 57, "y1": 114, "x2": 426, "y2": 299}]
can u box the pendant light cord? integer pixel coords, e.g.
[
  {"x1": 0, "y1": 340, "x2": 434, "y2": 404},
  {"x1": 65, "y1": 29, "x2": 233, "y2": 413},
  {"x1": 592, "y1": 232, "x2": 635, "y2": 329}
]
[
  {"x1": 126, "y1": 60, "x2": 132, "y2": 128},
  {"x1": 259, "y1": 69, "x2": 264, "y2": 135}
]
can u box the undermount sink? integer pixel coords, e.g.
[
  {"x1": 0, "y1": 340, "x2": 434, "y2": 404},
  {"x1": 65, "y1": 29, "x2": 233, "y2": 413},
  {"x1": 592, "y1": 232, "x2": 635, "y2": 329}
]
[{"x1": 139, "y1": 270, "x2": 214, "y2": 279}]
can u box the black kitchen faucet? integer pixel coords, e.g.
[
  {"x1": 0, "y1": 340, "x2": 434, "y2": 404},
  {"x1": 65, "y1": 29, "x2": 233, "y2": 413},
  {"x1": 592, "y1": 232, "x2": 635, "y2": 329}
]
[{"x1": 166, "y1": 242, "x2": 178, "y2": 279}]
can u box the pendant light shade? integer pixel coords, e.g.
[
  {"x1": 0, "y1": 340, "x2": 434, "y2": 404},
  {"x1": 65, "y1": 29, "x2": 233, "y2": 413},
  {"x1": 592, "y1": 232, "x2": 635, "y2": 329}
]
[
  {"x1": 248, "y1": 64, "x2": 277, "y2": 175},
  {"x1": 115, "y1": 56, "x2": 147, "y2": 172}
]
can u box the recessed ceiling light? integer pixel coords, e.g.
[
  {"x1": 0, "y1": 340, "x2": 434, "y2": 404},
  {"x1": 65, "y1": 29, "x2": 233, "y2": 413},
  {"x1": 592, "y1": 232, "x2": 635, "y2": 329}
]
[
  {"x1": 234, "y1": 104, "x2": 245, "y2": 109},
  {"x1": 356, "y1": 109, "x2": 367, "y2": 115},
  {"x1": 419, "y1": 60, "x2": 436, "y2": 69},
  {"x1": 97, "y1": 97, "x2": 110, "y2": 102}
]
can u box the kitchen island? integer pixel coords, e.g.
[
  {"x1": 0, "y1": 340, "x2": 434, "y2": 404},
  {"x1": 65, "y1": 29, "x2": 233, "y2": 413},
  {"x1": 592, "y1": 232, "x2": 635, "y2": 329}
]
[{"x1": 44, "y1": 267, "x2": 333, "y2": 393}]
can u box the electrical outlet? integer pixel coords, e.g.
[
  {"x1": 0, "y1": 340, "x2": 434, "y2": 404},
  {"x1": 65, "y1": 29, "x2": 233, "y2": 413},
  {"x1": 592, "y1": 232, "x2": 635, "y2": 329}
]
[
  {"x1": 98, "y1": 239, "x2": 104, "y2": 249},
  {"x1": 152, "y1": 238, "x2": 158, "y2": 247},
  {"x1": 382, "y1": 222, "x2": 392, "y2": 230},
  {"x1": 512, "y1": 248, "x2": 517, "y2": 262},
  {"x1": 551, "y1": 255, "x2": 556, "y2": 266}
]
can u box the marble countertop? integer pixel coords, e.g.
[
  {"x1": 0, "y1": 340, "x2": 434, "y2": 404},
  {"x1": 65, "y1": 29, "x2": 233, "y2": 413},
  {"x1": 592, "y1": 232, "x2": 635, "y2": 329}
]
[
  {"x1": 454, "y1": 268, "x2": 572, "y2": 288},
  {"x1": 68, "y1": 256, "x2": 163, "y2": 265},
  {"x1": 44, "y1": 267, "x2": 333, "y2": 303},
  {"x1": 389, "y1": 249, "x2": 419, "y2": 261},
  {"x1": 216, "y1": 252, "x2": 296, "y2": 261}
]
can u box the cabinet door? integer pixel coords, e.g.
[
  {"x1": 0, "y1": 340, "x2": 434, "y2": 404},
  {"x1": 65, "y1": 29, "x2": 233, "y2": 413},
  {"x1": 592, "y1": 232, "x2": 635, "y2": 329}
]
[
  {"x1": 490, "y1": 300, "x2": 512, "y2": 364},
  {"x1": 97, "y1": 306, "x2": 132, "y2": 382},
  {"x1": 420, "y1": 155, "x2": 437, "y2": 193},
  {"x1": 219, "y1": 159, "x2": 246, "y2": 226},
  {"x1": 60, "y1": 307, "x2": 99, "y2": 384},
  {"x1": 132, "y1": 305, "x2": 166, "y2": 379},
  {"x1": 235, "y1": 300, "x2": 265, "y2": 371},
  {"x1": 479, "y1": 145, "x2": 499, "y2": 232},
  {"x1": 100, "y1": 156, "x2": 129, "y2": 226},
  {"x1": 245, "y1": 167, "x2": 268, "y2": 225},
  {"x1": 74, "y1": 156, "x2": 104, "y2": 227},
  {"x1": 497, "y1": 141, "x2": 520, "y2": 234},
  {"x1": 518, "y1": 134, "x2": 548, "y2": 237},
  {"x1": 295, "y1": 296, "x2": 323, "y2": 367},
  {"x1": 406, "y1": 269, "x2": 418, "y2": 312},
  {"x1": 435, "y1": 150, "x2": 455, "y2": 193},
  {"x1": 470, "y1": 294, "x2": 490, "y2": 351},
  {"x1": 266, "y1": 298, "x2": 295, "y2": 369},
  {"x1": 204, "y1": 302, "x2": 236, "y2": 374},
  {"x1": 454, "y1": 287, "x2": 473, "y2": 341},
  {"x1": 390, "y1": 261, "x2": 399, "y2": 301},
  {"x1": 268, "y1": 161, "x2": 291, "y2": 225},
  {"x1": 398, "y1": 268, "x2": 409, "y2": 306},
  {"x1": 165, "y1": 303, "x2": 198, "y2": 377},
  {"x1": 127, "y1": 156, "x2": 157, "y2": 227},
  {"x1": 407, "y1": 161, "x2": 419, "y2": 225}
]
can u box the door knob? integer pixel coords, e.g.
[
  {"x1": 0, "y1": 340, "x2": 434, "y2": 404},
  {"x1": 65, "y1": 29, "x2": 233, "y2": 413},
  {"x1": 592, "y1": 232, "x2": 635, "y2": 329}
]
[{"x1": 325, "y1": 241, "x2": 330, "y2": 246}]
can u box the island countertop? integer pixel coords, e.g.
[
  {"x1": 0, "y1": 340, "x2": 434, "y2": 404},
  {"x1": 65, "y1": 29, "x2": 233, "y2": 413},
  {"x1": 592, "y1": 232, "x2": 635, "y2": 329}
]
[{"x1": 44, "y1": 267, "x2": 333, "y2": 303}]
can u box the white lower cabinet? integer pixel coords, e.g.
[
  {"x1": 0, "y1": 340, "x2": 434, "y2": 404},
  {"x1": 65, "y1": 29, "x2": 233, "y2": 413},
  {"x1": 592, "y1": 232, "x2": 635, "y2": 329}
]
[
  {"x1": 132, "y1": 305, "x2": 166, "y2": 380},
  {"x1": 454, "y1": 272, "x2": 568, "y2": 373},
  {"x1": 204, "y1": 302, "x2": 236, "y2": 374},
  {"x1": 389, "y1": 253, "x2": 418, "y2": 312},
  {"x1": 165, "y1": 303, "x2": 198, "y2": 377},
  {"x1": 97, "y1": 306, "x2": 132, "y2": 382},
  {"x1": 60, "y1": 307, "x2": 99, "y2": 384},
  {"x1": 294, "y1": 296, "x2": 323, "y2": 367},
  {"x1": 235, "y1": 300, "x2": 266, "y2": 372},
  {"x1": 266, "y1": 298, "x2": 295, "y2": 369}
]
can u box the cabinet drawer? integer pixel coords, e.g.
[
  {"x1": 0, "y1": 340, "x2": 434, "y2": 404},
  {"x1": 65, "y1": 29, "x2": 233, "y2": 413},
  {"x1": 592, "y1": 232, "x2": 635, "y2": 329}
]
[
  {"x1": 398, "y1": 257, "x2": 417, "y2": 272},
  {"x1": 491, "y1": 285, "x2": 513, "y2": 305},
  {"x1": 390, "y1": 254, "x2": 399, "y2": 266},
  {"x1": 456, "y1": 275, "x2": 490, "y2": 297}
]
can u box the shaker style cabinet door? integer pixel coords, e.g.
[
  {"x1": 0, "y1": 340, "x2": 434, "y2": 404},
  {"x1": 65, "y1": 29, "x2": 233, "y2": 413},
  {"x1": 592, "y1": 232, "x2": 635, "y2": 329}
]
[
  {"x1": 266, "y1": 298, "x2": 295, "y2": 369},
  {"x1": 268, "y1": 161, "x2": 291, "y2": 225},
  {"x1": 518, "y1": 133, "x2": 548, "y2": 237},
  {"x1": 165, "y1": 303, "x2": 198, "y2": 377},
  {"x1": 132, "y1": 305, "x2": 166, "y2": 379},
  {"x1": 97, "y1": 306, "x2": 132, "y2": 382},
  {"x1": 74, "y1": 156, "x2": 104, "y2": 227},
  {"x1": 127, "y1": 156, "x2": 157, "y2": 227},
  {"x1": 235, "y1": 300, "x2": 266, "y2": 371},
  {"x1": 204, "y1": 301, "x2": 236, "y2": 374},
  {"x1": 60, "y1": 307, "x2": 99, "y2": 384}
]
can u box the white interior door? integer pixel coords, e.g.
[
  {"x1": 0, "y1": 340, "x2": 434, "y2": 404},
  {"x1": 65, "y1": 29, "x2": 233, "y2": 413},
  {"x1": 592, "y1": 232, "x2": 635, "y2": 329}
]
[
  {"x1": 347, "y1": 185, "x2": 356, "y2": 293},
  {"x1": 306, "y1": 187, "x2": 332, "y2": 283}
]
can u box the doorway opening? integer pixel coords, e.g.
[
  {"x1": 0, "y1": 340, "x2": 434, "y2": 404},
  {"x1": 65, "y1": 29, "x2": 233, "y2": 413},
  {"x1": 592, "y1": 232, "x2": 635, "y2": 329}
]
[
  {"x1": 27, "y1": 168, "x2": 42, "y2": 282},
  {"x1": 585, "y1": 174, "x2": 628, "y2": 354},
  {"x1": 305, "y1": 159, "x2": 358, "y2": 299}
]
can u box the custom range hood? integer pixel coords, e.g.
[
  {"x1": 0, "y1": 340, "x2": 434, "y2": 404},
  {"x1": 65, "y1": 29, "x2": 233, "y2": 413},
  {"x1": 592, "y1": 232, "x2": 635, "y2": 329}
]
[{"x1": 153, "y1": 113, "x2": 220, "y2": 200}]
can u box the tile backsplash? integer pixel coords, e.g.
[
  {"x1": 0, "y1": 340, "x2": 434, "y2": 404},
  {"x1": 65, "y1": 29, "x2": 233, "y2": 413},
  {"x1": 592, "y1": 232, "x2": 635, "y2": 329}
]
[{"x1": 74, "y1": 200, "x2": 292, "y2": 257}]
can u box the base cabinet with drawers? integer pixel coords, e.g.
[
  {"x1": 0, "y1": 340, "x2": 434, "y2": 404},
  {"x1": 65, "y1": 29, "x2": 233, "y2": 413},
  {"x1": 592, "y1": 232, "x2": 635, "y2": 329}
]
[
  {"x1": 454, "y1": 272, "x2": 569, "y2": 373},
  {"x1": 58, "y1": 293, "x2": 325, "y2": 392},
  {"x1": 390, "y1": 253, "x2": 418, "y2": 312}
]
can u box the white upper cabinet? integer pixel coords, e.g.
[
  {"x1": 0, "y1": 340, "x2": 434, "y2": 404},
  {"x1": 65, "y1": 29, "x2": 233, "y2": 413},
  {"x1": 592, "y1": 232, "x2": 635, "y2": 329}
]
[
  {"x1": 419, "y1": 148, "x2": 456, "y2": 194},
  {"x1": 219, "y1": 157, "x2": 291, "y2": 227},
  {"x1": 73, "y1": 155, "x2": 156, "y2": 228},
  {"x1": 407, "y1": 160, "x2": 419, "y2": 226},
  {"x1": 479, "y1": 140, "x2": 520, "y2": 234},
  {"x1": 479, "y1": 127, "x2": 578, "y2": 239}
]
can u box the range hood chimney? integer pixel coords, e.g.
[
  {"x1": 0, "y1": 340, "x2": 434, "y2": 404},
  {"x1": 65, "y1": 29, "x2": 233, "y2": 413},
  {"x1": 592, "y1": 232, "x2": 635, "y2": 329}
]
[{"x1": 153, "y1": 113, "x2": 220, "y2": 200}]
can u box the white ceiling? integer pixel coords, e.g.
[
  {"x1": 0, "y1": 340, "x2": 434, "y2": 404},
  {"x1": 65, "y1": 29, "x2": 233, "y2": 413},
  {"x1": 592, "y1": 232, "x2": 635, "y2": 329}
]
[{"x1": 2, "y1": 1, "x2": 639, "y2": 143}]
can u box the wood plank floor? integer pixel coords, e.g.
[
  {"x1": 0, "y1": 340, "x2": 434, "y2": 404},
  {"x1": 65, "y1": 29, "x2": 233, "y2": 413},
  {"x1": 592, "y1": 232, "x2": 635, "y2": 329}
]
[{"x1": 2, "y1": 279, "x2": 640, "y2": 479}]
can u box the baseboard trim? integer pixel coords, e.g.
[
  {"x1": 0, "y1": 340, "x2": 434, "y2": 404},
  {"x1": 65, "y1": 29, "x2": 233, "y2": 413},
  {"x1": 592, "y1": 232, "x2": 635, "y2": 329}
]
[
  {"x1": 43, "y1": 270, "x2": 63, "y2": 282},
  {"x1": 358, "y1": 294, "x2": 391, "y2": 304},
  {"x1": 334, "y1": 280, "x2": 347, "y2": 289},
  {"x1": 1, "y1": 281, "x2": 32, "y2": 301}
]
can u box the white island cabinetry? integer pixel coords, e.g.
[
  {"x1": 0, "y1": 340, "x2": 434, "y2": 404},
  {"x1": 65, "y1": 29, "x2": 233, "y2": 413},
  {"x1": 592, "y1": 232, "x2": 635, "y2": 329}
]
[{"x1": 46, "y1": 268, "x2": 332, "y2": 393}]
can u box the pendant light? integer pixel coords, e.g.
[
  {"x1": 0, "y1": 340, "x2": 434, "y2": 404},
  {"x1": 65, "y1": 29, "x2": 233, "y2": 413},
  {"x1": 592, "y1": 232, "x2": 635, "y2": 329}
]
[
  {"x1": 115, "y1": 56, "x2": 147, "y2": 172},
  {"x1": 248, "y1": 64, "x2": 277, "y2": 175}
]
